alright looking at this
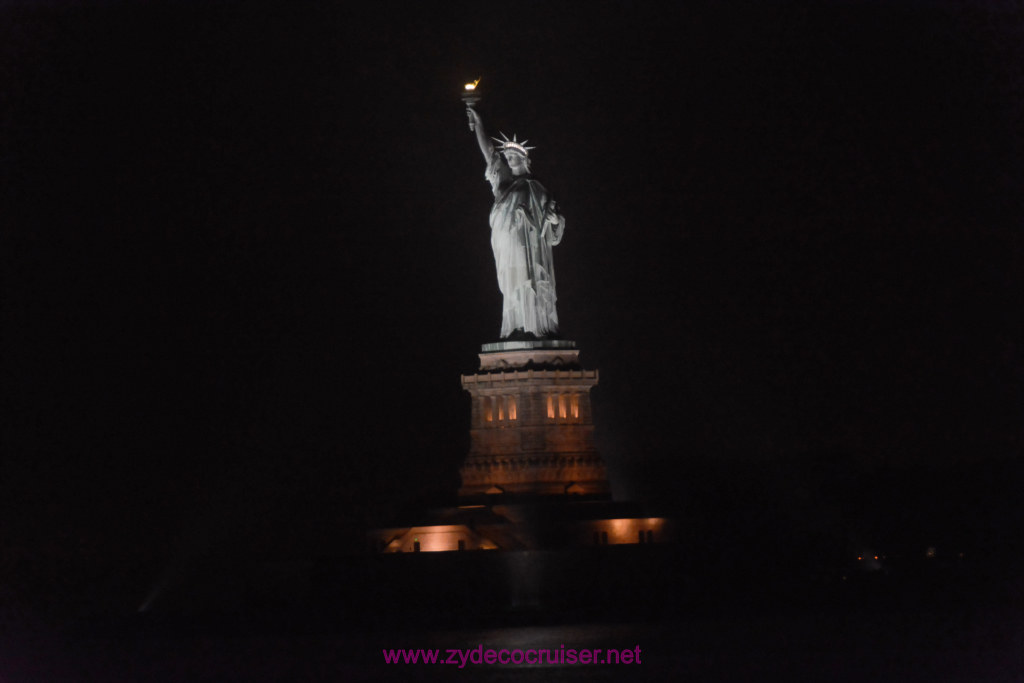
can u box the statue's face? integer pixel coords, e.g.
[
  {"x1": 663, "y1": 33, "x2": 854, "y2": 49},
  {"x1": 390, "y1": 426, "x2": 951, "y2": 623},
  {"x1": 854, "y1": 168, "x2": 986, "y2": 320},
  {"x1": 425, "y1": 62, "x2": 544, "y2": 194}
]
[{"x1": 504, "y1": 151, "x2": 528, "y2": 175}]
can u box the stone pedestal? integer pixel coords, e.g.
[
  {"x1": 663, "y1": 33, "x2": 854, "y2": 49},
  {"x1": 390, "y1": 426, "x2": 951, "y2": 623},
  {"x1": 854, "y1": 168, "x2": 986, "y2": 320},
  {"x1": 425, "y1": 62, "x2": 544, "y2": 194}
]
[{"x1": 459, "y1": 341, "x2": 609, "y2": 498}]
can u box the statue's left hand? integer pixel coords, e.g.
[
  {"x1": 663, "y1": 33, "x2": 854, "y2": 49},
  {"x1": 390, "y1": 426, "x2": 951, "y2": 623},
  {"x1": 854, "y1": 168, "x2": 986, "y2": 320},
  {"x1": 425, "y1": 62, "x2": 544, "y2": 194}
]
[
  {"x1": 544, "y1": 201, "x2": 560, "y2": 224},
  {"x1": 543, "y1": 201, "x2": 565, "y2": 244}
]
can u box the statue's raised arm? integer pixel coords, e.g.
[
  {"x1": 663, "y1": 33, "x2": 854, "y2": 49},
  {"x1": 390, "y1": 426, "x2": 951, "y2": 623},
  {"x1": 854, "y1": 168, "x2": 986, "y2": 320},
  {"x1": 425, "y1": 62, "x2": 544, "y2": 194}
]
[
  {"x1": 466, "y1": 102, "x2": 566, "y2": 340},
  {"x1": 466, "y1": 106, "x2": 494, "y2": 164}
]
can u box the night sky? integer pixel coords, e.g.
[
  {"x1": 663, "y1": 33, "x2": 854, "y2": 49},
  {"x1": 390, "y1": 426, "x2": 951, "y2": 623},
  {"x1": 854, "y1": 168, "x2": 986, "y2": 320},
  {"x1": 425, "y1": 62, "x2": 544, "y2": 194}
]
[{"x1": 2, "y1": 0, "x2": 1022, "y2": 610}]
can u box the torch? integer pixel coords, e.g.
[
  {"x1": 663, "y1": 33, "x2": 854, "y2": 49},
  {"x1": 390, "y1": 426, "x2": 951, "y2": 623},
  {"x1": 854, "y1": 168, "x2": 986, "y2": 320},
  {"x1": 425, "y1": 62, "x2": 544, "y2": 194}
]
[{"x1": 461, "y1": 78, "x2": 481, "y2": 130}]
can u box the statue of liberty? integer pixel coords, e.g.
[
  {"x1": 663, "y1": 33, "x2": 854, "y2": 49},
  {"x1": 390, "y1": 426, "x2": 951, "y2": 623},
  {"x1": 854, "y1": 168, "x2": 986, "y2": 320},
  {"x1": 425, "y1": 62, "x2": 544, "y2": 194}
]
[{"x1": 466, "y1": 105, "x2": 565, "y2": 340}]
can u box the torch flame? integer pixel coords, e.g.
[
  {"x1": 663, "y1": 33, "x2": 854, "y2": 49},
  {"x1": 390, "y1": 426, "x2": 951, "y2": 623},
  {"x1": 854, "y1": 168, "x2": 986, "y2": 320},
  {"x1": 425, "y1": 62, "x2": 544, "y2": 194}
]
[{"x1": 464, "y1": 78, "x2": 480, "y2": 91}]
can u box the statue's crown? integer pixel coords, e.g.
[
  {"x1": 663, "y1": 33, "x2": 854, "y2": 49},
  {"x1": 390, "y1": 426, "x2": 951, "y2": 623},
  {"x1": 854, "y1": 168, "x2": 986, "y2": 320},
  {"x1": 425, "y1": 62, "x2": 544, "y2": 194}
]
[{"x1": 493, "y1": 132, "x2": 534, "y2": 158}]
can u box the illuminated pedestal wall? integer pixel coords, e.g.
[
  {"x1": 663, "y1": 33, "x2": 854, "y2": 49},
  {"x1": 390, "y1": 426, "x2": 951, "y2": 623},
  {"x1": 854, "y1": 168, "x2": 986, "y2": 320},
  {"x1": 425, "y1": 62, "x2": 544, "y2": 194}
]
[
  {"x1": 459, "y1": 342, "x2": 609, "y2": 498},
  {"x1": 366, "y1": 342, "x2": 679, "y2": 553}
]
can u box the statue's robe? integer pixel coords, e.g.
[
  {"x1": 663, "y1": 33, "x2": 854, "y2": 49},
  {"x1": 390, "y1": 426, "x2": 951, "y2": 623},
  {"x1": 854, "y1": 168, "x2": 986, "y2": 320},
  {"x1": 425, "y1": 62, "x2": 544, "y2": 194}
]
[{"x1": 486, "y1": 152, "x2": 565, "y2": 339}]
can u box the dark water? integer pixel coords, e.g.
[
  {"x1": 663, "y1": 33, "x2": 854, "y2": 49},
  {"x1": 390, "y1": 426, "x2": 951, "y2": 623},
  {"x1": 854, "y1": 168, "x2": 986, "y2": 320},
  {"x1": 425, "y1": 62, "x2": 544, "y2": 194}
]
[
  {"x1": 6, "y1": 605, "x2": 1022, "y2": 682},
  {"x1": 5, "y1": 549, "x2": 1022, "y2": 682}
]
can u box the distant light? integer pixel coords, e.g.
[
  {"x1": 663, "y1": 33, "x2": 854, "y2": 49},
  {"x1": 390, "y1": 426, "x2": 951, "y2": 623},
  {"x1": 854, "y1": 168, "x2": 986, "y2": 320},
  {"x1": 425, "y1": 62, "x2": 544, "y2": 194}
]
[
  {"x1": 874, "y1": 556, "x2": 878, "y2": 560},
  {"x1": 857, "y1": 556, "x2": 862, "y2": 561},
  {"x1": 465, "y1": 78, "x2": 480, "y2": 91}
]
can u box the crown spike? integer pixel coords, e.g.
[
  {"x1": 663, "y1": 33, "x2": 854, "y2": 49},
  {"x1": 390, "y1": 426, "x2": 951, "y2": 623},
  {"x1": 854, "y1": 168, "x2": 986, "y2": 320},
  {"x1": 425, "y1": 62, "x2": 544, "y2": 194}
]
[{"x1": 493, "y1": 131, "x2": 533, "y2": 158}]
